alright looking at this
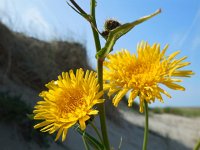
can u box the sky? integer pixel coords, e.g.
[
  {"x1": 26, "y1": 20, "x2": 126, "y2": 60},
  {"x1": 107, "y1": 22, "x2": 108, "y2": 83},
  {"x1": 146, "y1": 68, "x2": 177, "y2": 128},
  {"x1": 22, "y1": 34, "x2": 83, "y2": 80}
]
[{"x1": 0, "y1": 0, "x2": 199, "y2": 107}]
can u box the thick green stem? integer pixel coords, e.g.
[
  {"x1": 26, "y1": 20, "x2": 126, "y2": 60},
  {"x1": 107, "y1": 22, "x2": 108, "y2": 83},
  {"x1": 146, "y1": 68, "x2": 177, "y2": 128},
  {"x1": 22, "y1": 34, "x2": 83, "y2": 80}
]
[
  {"x1": 142, "y1": 101, "x2": 149, "y2": 150},
  {"x1": 90, "y1": 0, "x2": 110, "y2": 149},
  {"x1": 90, "y1": 0, "x2": 101, "y2": 50},
  {"x1": 97, "y1": 59, "x2": 110, "y2": 150}
]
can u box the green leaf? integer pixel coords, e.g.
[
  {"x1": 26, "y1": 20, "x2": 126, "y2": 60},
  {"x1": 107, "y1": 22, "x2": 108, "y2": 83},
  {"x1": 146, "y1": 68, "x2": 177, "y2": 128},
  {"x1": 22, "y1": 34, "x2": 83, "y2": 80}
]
[
  {"x1": 67, "y1": 1, "x2": 101, "y2": 35},
  {"x1": 75, "y1": 127, "x2": 104, "y2": 150},
  {"x1": 67, "y1": 2, "x2": 91, "y2": 22},
  {"x1": 96, "y1": 9, "x2": 161, "y2": 59},
  {"x1": 82, "y1": 132, "x2": 91, "y2": 150}
]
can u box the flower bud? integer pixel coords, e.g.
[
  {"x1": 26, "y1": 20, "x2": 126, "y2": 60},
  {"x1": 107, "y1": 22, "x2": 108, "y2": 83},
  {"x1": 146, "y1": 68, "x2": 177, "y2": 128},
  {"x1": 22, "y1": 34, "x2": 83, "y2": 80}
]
[
  {"x1": 104, "y1": 19, "x2": 121, "y2": 31},
  {"x1": 101, "y1": 30, "x2": 109, "y2": 39}
]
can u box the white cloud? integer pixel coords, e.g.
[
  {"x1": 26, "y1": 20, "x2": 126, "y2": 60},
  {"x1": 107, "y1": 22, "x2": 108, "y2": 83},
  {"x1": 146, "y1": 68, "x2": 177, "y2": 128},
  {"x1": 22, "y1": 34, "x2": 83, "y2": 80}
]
[
  {"x1": 0, "y1": 0, "x2": 57, "y2": 41},
  {"x1": 192, "y1": 36, "x2": 200, "y2": 49},
  {"x1": 0, "y1": 0, "x2": 17, "y2": 26},
  {"x1": 22, "y1": 7, "x2": 54, "y2": 40},
  {"x1": 176, "y1": 8, "x2": 200, "y2": 48}
]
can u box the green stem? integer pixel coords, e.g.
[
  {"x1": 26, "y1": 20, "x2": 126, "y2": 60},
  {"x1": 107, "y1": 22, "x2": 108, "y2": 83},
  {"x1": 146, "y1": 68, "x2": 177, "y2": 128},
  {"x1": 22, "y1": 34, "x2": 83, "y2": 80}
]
[
  {"x1": 90, "y1": 122, "x2": 103, "y2": 143},
  {"x1": 97, "y1": 59, "x2": 110, "y2": 150},
  {"x1": 82, "y1": 132, "x2": 90, "y2": 150},
  {"x1": 90, "y1": 0, "x2": 101, "y2": 50},
  {"x1": 90, "y1": 0, "x2": 110, "y2": 149},
  {"x1": 142, "y1": 101, "x2": 149, "y2": 150},
  {"x1": 75, "y1": 126, "x2": 104, "y2": 149}
]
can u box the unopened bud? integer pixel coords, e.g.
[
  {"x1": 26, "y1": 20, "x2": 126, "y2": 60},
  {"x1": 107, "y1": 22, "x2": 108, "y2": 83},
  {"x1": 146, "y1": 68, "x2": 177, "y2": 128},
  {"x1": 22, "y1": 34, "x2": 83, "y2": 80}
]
[{"x1": 104, "y1": 19, "x2": 121, "y2": 31}]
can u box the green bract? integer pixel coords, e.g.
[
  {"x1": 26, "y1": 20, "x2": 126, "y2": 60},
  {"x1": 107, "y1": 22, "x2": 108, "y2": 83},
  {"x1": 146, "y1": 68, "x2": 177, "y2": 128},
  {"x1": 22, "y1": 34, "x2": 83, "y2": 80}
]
[{"x1": 96, "y1": 9, "x2": 161, "y2": 59}]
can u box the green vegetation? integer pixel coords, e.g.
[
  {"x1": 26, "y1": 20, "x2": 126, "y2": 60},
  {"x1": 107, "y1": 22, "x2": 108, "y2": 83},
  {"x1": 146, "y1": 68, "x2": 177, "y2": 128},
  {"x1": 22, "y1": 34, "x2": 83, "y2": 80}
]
[
  {"x1": 152, "y1": 107, "x2": 200, "y2": 117},
  {"x1": 194, "y1": 140, "x2": 200, "y2": 150}
]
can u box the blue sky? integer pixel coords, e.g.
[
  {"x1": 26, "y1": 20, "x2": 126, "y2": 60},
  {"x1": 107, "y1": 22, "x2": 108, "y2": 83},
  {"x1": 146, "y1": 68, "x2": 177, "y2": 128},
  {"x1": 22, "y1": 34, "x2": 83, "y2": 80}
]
[{"x1": 0, "y1": 0, "x2": 199, "y2": 107}]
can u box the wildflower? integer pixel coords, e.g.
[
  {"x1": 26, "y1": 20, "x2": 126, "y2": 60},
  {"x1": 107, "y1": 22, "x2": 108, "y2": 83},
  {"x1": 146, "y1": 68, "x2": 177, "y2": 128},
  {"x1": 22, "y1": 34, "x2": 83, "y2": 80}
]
[
  {"x1": 103, "y1": 41, "x2": 193, "y2": 112},
  {"x1": 33, "y1": 68, "x2": 104, "y2": 141}
]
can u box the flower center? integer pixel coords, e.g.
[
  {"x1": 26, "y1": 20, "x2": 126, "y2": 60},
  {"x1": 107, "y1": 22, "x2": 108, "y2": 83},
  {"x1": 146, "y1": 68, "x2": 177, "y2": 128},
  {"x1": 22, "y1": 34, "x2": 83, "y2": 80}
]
[
  {"x1": 56, "y1": 88, "x2": 84, "y2": 116},
  {"x1": 126, "y1": 60, "x2": 163, "y2": 86}
]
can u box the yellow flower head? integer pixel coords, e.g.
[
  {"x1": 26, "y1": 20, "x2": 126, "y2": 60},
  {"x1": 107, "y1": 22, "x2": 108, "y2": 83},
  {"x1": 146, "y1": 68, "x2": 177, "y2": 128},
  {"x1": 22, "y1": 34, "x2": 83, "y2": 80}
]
[
  {"x1": 103, "y1": 41, "x2": 193, "y2": 112},
  {"x1": 33, "y1": 68, "x2": 104, "y2": 141}
]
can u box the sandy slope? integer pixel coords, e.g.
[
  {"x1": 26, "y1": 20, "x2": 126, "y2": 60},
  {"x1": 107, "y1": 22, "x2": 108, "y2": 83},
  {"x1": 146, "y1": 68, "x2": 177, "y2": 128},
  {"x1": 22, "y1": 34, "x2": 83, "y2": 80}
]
[
  {"x1": 119, "y1": 106, "x2": 200, "y2": 149},
  {"x1": 1, "y1": 107, "x2": 197, "y2": 150}
]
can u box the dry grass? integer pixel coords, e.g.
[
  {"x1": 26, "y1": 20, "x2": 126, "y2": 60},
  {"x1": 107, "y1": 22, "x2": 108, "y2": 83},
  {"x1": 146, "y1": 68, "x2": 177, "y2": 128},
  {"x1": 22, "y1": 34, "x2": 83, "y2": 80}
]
[
  {"x1": 0, "y1": 22, "x2": 90, "y2": 90},
  {"x1": 151, "y1": 107, "x2": 200, "y2": 117}
]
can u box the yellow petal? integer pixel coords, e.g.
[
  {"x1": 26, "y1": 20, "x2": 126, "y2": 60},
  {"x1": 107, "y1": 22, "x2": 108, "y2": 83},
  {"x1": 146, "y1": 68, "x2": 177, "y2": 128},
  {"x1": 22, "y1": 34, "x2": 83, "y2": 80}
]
[
  {"x1": 128, "y1": 90, "x2": 138, "y2": 107},
  {"x1": 158, "y1": 87, "x2": 171, "y2": 98},
  {"x1": 139, "y1": 96, "x2": 144, "y2": 113},
  {"x1": 108, "y1": 88, "x2": 120, "y2": 97},
  {"x1": 62, "y1": 128, "x2": 68, "y2": 142},
  {"x1": 34, "y1": 121, "x2": 51, "y2": 129},
  {"x1": 55, "y1": 127, "x2": 63, "y2": 141},
  {"x1": 79, "y1": 115, "x2": 90, "y2": 131},
  {"x1": 172, "y1": 70, "x2": 194, "y2": 77},
  {"x1": 40, "y1": 123, "x2": 54, "y2": 132},
  {"x1": 160, "y1": 44, "x2": 169, "y2": 58},
  {"x1": 162, "y1": 82, "x2": 185, "y2": 91},
  {"x1": 88, "y1": 110, "x2": 99, "y2": 115},
  {"x1": 113, "y1": 89, "x2": 129, "y2": 107},
  {"x1": 168, "y1": 51, "x2": 180, "y2": 61}
]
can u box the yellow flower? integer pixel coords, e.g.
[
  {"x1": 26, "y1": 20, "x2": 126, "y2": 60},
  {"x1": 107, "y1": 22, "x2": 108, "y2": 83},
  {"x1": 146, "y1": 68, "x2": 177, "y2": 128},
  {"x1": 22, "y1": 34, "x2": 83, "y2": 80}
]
[
  {"x1": 103, "y1": 41, "x2": 193, "y2": 112},
  {"x1": 33, "y1": 68, "x2": 104, "y2": 141}
]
